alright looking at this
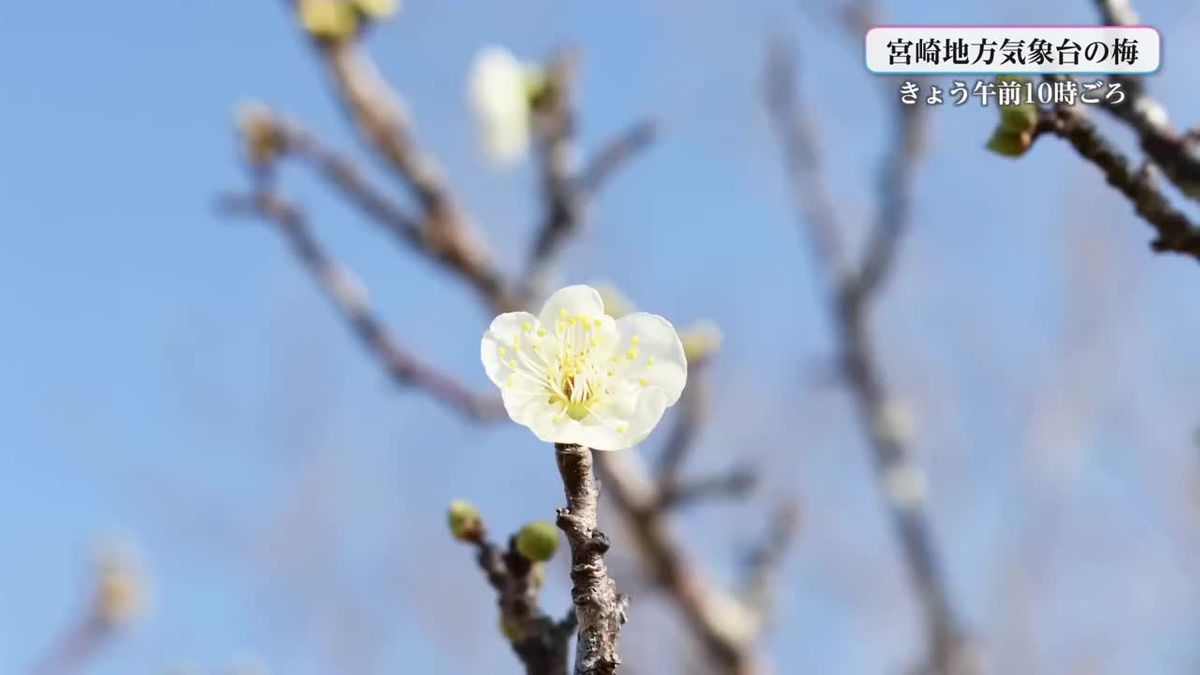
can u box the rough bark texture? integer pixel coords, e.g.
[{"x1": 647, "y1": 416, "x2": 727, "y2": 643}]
[{"x1": 554, "y1": 444, "x2": 627, "y2": 675}]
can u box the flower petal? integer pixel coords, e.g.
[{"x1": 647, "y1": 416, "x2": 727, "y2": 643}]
[
  {"x1": 613, "y1": 312, "x2": 688, "y2": 406},
  {"x1": 480, "y1": 311, "x2": 538, "y2": 387},
  {"x1": 537, "y1": 284, "x2": 607, "y2": 327}
]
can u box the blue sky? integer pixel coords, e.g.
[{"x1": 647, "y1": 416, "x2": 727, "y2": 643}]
[{"x1": 2, "y1": 0, "x2": 1200, "y2": 673}]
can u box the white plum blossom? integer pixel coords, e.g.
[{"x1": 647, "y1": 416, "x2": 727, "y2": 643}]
[
  {"x1": 481, "y1": 285, "x2": 687, "y2": 451},
  {"x1": 467, "y1": 45, "x2": 533, "y2": 166}
]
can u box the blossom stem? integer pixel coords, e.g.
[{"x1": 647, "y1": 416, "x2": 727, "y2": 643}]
[{"x1": 553, "y1": 444, "x2": 626, "y2": 675}]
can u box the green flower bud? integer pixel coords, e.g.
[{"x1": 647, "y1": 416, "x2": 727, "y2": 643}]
[
  {"x1": 995, "y1": 75, "x2": 1037, "y2": 135},
  {"x1": 985, "y1": 128, "x2": 1033, "y2": 158},
  {"x1": 523, "y1": 66, "x2": 553, "y2": 111},
  {"x1": 447, "y1": 500, "x2": 483, "y2": 541},
  {"x1": 515, "y1": 521, "x2": 559, "y2": 562},
  {"x1": 999, "y1": 104, "x2": 1038, "y2": 135}
]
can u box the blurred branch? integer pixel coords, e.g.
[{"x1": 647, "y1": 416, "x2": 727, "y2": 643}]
[
  {"x1": 555, "y1": 444, "x2": 627, "y2": 675},
  {"x1": 1035, "y1": 79, "x2": 1200, "y2": 261},
  {"x1": 32, "y1": 547, "x2": 144, "y2": 675},
  {"x1": 655, "y1": 358, "x2": 713, "y2": 489},
  {"x1": 763, "y1": 34, "x2": 849, "y2": 282},
  {"x1": 31, "y1": 617, "x2": 109, "y2": 675},
  {"x1": 743, "y1": 501, "x2": 802, "y2": 616},
  {"x1": 765, "y1": 35, "x2": 973, "y2": 675},
  {"x1": 524, "y1": 51, "x2": 658, "y2": 297},
  {"x1": 218, "y1": 189, "x2": 504, "y2": 420},
  {"x1": 309, "y1": 32, "x2": 516, "y2": 311},
  {"x1": 578, "y1": 120, "x2": 660, "y2": 196},
  {"x1": 595, "y1": 451, "x2": 771, "y2": 675},
  {"x1": 660, "y1": 465, "x2": 758, "y2": 510},
  {"x1": 526, "y1": 52, "x2": 584, "y2": 295},
  {"x1": 855, "y1": 95, "x2": 923, "y2": 298}
]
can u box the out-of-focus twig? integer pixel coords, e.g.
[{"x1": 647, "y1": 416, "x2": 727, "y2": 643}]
[
  {"x1": 32, "y1": 546, "x2": 145, "y2": 675},
  {"x1": 763, "y1": 34, "x2": 848, "y2": 283},
  {"x1": 659, "y1": 465, "x2": 758, "y2": 510},
  {"x1": 655, "y1": 358, "x2": 713, "y2": 489},
  {"x1": 765, "y1": 35, "x2": 973, "y2": 675},
  {"x1": 578, "y1": 120, "x2": 660, "y2": 196},
  {"x1": 218, "y1": 190, "x2": 504, "y2": 420},
  {"x1": 525, "y1": 52, "x2": 584, "y2": 296},
  {"x1": 294, "y1": 16, "x2": 516, "y2": 311},
  {"x1": 743, "y1": 501, "x2": 802, "y2": 616},
  {"x1": 31, "y1": 617, "x2": 109, "y2": 675},
  {"x1": 523, "y1": 52, "x2": 658, "y2": 297}
]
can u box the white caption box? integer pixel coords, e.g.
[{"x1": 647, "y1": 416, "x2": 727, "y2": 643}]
[{"x1": 865, "y1": 26, "x2": 1161, "y2": 74}]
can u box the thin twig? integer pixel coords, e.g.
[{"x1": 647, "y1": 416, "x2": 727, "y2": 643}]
[
  {"x1": 218, "y1": 191, "x2": 505, "y2": 420},
  {"x1": 655, "y1": 358, "x2": 713, "y2": 489},
  {"x1": 764, "y1": 35, "x2": 849, "y2": 282},
  {"x1": 743, "y1": 501, "x2": 802, "y2": 616},
  {"x1": 525, "y1": 53, "x2": 584, "y2": 296},
  {"x1": 30, "y1": 616, "x2": 109, "y2": 675},
  {"x1": 855, "y1": 96, "x2": 923, "y2": 298},
  {"x1": 305, "y1": 34, "x2": 515, "y2": 311},
  {"x1": 660, "y1": 465, "x2": 758, "y2": 510},
  {"x1": 578, "y1": 120, "x2": 660, "y2": 196},
  {"x1": 524, "y1": 53, "x2": 658, "y2": 297}
]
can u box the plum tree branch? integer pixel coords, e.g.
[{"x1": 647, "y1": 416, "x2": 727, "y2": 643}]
[
  {"x1": 1034, "y1": 86, "x2": 1200, "y2": 261},
  {"x1": 555, "y1": 444, "x2": 627, "y2": 675}
]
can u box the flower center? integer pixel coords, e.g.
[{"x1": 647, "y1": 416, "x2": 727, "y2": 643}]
[{"x1": 547, "y1": 313, "x2": 608, "y2": 421}]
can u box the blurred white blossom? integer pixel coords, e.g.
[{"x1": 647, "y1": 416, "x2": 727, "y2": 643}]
[
  {"x1": 467, "y1": 46, "x2": 535, "y2": 166},
  {"x1": 482, "y1": 285, "x2": 687, "y2": 450}
]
